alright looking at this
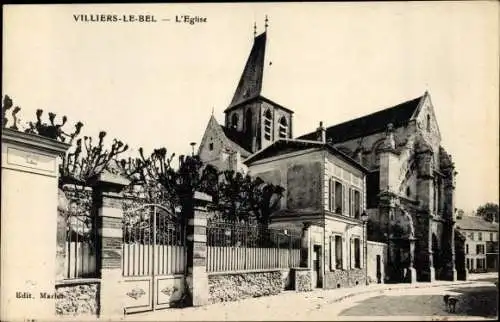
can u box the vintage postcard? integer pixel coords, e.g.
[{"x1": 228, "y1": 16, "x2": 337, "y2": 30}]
[{"x1": 1, "y1": 2, "x2": 498, "y2": 321}]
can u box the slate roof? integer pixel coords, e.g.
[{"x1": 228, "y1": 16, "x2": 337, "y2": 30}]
[
  {"x1": 243, "y1": 138, "x2": 369, "y2": 173},
  {"x1": 297, "y1": 94, "x2": 425, "y2": 143},
  {"x1": 456, "y1": 216, "x2": 499, "y2": 232},
  {"x1": 226, "y1": 32, "x2": 267, "y2": 111},
  {"x1": 220, "y1": 125, "x2": 252, "y2": 157}
]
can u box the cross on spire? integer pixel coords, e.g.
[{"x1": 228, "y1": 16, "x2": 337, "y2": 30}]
[
  {"x1": 265, "y1": 15, "x2": 269, "y2": 32},
  {"x1": 254, "y1": 22, "x2": 257, "y2": 38}
]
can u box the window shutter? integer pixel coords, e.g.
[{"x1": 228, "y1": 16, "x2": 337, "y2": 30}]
[
  {"x1": 330, "y1": 236, "x2": 335, "y2": 271},
  {"x1": 350, "y1": 189, "x2": 355, "y2": 217},
  {"x1": 350, "y1": 238, "x2": 354, "y2": 269},
  {"x1": 360, "y1": 238, "x2": 364, "y2": 268},
  {"x1": 328, "y1": 179, "x2": 333, "y2": 211},
  {"x1": 342, "y1": 237, "x2": 347, "y2": 270},
  {"x1": 342, "y1": 184, "x2": 346, "y2": 215}
]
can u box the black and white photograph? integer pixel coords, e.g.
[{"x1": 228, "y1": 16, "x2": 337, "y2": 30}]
[{"x1": 1, "y1": 2, "x2": 498, "y2": 321}]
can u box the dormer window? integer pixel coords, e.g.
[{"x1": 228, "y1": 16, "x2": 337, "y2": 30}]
[
  {"x1": 264, "y1": 109, "x2": 272, "y2": 141},
  {"x1": 278, "y1": 117, "x2": 288, "y2": 139}
]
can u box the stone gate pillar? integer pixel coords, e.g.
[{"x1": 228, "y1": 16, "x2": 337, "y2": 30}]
[
  {"x1": 300, "y1": 222, "x2": 312, "y2": 268},
  {"x1": 1, "y1": 129, "x2": 70, "y2": 321},
  {"x1": 185, "y1": 191, "x2": 211, "y2": 306},
  {"x1": 91, "y1": 170, "x2": 130, "y2": 319}
]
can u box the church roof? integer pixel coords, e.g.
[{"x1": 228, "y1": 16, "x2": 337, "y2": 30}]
[
  {"x1": 220, "y1": 125, "x2": 252, "y2": 156},
  {"x1": 244, "y1": 138, "x2": 369, "y2": 173},
  {"x1": 297, "y1": 94, "x2": 426, "y2": 143},
  {"x1": 226, "y1": 32, "x2": 267, "y2": 111},
  {"x1": 456, "y1": 216, "x2": 499, "y2": 232}
]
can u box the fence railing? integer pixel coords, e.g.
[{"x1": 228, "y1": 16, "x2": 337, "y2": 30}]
[
  {"x1": 64, "y1": 212, "x2": 98, "y2": 279},
  {"x1": 206, "y1": 219, "x2": 301, "y2": 272},
  {"x1": 122, "y1": 203, "x2": 186, "y2": 277}
]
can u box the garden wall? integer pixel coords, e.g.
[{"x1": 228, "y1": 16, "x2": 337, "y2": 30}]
[
  {"x1": 208, "y1": 269, "x2": 286, "y2": 303},
  {"x1": 55, "y1": 281, "x2": 100, "y2": 316},
  {"x1": 323, "y1": 268, "x2": 366, "y2": 289}
]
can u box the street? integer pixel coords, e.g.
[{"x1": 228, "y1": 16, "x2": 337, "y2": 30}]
[{"x1": 123, "y1": 274, "x2": 498, "y2": 321}]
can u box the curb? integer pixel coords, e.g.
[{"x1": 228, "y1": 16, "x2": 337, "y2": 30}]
[{"x1": 327, "y1": 280, "x2": 477, "y2": 304}]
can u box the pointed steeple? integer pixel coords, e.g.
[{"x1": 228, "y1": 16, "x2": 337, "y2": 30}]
[{"x1": 227, "y1": 28, "x2": 267, "y2": 109}]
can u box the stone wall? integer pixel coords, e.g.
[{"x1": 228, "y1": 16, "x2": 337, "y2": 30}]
[
  {"x1": 292, "y1": 268, "x2": 312, "y2": 292},
  {"x1": 367, "y1": 241, "x2": 388, "y2": 284},
  {"x1": 208, "y1": 270, "x2": 283, "y2": 303},
  {"x1": 55, "y1": 282, "x2": 100, "y2": 316},
  {"x1": 323, "y1": 269, "x2": 366, "y2": 289}
]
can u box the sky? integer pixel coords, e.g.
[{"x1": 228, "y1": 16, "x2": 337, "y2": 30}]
[{"x1": 3, "y1": 2, "x2": 499, "y2": 213}]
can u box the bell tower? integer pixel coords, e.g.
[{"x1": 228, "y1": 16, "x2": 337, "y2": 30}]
[{"x1": 224, "y1": 17, "x2": 294, "y2": 153}]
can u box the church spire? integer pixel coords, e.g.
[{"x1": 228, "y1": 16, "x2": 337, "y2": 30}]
[{"x1": 226, "y1": 21, "x2": 267, "y2": 110}]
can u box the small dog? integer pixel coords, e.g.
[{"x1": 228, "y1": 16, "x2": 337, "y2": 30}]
[{"x1": 443, "y1": 294, "x2": 459, "y2": 313}]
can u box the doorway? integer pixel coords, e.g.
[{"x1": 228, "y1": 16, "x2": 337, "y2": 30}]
[
  {"x1": 376, "y1": 255, "x2": 382, "y2": 283},
  {"x1": 312, "y1": 245, "x2": 323, "y2": 288}
]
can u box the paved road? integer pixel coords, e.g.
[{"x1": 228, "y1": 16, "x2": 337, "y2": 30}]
[
  {"x1": 123, "y1": 276, "x2": 498, "y2": 321},
  {"x1": 333, "y1": 282, "x2": 498, "y2": 320}
]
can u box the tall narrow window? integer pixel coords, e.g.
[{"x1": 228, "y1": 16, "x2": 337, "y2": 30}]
[
  {"x1": 335, "y1": 235, "x2": 343, "y2": 269},
  {"x1": 466, "y1": 244, "x2": 469, "y2": 254},
  {"x1": 354, "y1": 238, "x2": 361, "y2": 268},
  {"x1": 479, "y1": 232, "x2": 483, "y2": 241},
  {"x1": 264, "y1": 109, "x2": 272, "y2": 141},
  {"x1": 231, "y1": 113, "x2": 239, "y2": 129},
  {"x1": 426, "y1": 114, "x2": 431, "y2": 132},
  {"x1": 334, "y1": 181, "x2": 343, "y2": 214},
  {"x1": 278, "y1": 116, "x2": 288, "y2": 139}
]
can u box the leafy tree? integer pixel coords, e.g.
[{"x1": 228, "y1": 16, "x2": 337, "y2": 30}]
[
  {"x1": 476, "y1": 203, "x2": 499, "y2": 222},
  {"x1": 209, "y1": 170, "x2": 284, "y2": 225}
]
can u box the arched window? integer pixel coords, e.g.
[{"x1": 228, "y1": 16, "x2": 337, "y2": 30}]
[
  {"x1": 231, "y1": 113, "x2": 239, "y2": 129},
  {"x1": 278, "y1": 116, "x2": 288, "y2": 139},
  {"x1": 426, "y1": 114, "x2": 431, "y2": 132},
  {"x1": 406, "y1": 186, "x2": 411, "y2": 197},
  {"x1": 245, "y1": 109, "x2": 253, "y2": 135},
  {"x1": 264, "y1": 109, "x2": 272, "y2": 141}
]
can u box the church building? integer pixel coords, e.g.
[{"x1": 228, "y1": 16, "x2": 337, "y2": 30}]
[{"x1": 198, "y1": 22, "x2": 465, "y2": 286}]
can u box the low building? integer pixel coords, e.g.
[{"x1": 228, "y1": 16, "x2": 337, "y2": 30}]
[
  {"x1": 244, "y1": 138, "x2": 372, "y2": 288},
  {"x1": 455, "y1": 214, "x2": 498, "y2": 272}
]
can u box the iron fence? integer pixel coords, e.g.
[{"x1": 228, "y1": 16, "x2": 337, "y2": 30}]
[
  {"x1": 122, "y1": 203, "x2": 186, "y2": 277},
  {"x1": 206, "y1": 219, "x2": 302, "y2": 272},
  {"x1": 63, "y1": 197, "x2": 98, "y2": 279}
]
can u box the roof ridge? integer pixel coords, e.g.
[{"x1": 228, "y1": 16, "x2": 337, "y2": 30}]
[{"x1": 324, "y1": 94, "x2": 425, "y2": 131}]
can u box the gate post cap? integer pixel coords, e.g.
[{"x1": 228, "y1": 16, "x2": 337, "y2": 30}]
[{"x1": 194, "y1": 191, "x2": 212, "y2": 203}]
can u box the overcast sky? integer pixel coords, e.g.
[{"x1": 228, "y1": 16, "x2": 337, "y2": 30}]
[{"x1": 3, "y1": 2, "x2": 498, "y2": 212}]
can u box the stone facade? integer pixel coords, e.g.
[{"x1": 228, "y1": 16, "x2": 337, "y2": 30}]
[
  {"x1": 208, "y1": 270, "x2": 283, "y2": 303},
  {"x1": 56, "y1": 283, "x2": 100, "y2": 316}
]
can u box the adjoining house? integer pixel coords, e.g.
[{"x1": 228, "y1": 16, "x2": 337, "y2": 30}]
[
  {"x1": 198, "y1": 25, "x2": 463, "y2": 285},
  {"x1": 455, "y1": 213, "x2": 499, "y2": 273}
]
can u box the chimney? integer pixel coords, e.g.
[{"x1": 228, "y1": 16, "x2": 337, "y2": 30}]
[{"x1": 317, "y1": 121, "x2": 326, "y2": 143}]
